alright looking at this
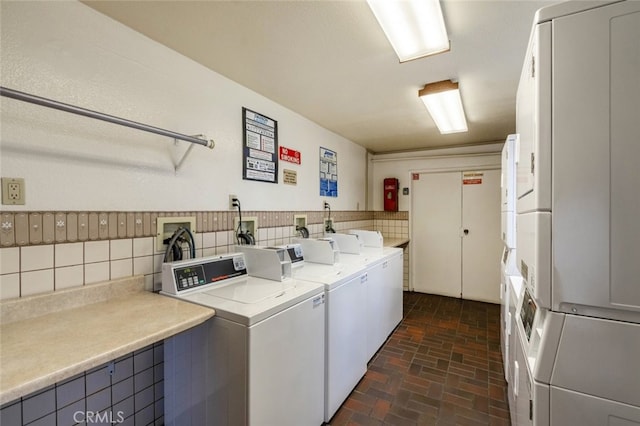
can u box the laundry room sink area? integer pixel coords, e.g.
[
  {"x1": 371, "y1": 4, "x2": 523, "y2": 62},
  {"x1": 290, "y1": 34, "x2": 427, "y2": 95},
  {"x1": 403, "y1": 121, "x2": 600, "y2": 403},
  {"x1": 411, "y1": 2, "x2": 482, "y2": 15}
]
[{"x1": 0, "y1": 276, "x2": 215, "y2": 406}]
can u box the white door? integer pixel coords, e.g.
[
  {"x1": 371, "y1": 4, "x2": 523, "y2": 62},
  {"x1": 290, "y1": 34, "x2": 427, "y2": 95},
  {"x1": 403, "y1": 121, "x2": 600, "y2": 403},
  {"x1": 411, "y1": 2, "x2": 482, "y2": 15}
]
[
  {"x1": 412, "y1": 171, "x2": 462, "y2": 298},
  {"x1": 412, "y1": 170, "x2": 502, "y2": 303},
  {"x1": 462, "y1": 169, "x2": 502, "y2": 303}
]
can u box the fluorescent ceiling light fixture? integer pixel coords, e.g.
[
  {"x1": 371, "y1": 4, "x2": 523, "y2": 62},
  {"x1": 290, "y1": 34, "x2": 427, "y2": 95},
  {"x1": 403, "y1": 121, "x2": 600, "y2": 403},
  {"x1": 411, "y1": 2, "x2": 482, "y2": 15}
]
[
  {"x1": 367, "y1": 0, "x2": 450, "y2": 62},
  {"x1": 419, "y1": 80, "x2": 468, "y2": 134}
]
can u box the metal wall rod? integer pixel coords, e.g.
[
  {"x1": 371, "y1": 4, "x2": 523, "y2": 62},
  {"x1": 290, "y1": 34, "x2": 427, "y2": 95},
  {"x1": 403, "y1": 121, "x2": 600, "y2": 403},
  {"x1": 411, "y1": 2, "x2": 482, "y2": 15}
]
[{"x1": 0, "y1": 86, "x2": 214, "y2": 148}]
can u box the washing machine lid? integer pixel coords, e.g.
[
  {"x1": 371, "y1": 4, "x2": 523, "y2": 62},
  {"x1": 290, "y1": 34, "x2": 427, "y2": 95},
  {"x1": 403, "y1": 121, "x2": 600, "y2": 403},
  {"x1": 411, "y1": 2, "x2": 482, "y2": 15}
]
[
  {"x1": 292, "y1": 262, "x2": 365, "y2": 288},
  {"x1": 202, "y1": 277, "x2": 291, "y2": 304},
  {"x1": 339, "y1": 246, "x2": 400, "y2": 267},
  {"x1": 177, "y1": 277, "x2": 324, "y2": 326}
]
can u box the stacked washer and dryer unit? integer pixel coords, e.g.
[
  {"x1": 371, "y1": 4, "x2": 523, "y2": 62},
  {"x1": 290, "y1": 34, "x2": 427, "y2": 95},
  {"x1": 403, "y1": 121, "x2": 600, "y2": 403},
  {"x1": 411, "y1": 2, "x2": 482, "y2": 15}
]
[
  {"x1": 508, "y1": 1, "x2": 640, "y2": 424},
  {"x1": 499, "y1": 133, "x2": 523, "y2": 425}
]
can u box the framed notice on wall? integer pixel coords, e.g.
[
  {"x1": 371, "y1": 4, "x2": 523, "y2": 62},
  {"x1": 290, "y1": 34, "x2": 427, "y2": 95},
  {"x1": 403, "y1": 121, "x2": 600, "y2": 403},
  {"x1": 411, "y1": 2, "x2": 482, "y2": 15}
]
[
  {"x1": 242, "y1": 107, "x2": 278, "y2": 183},
  {"x1": 319, "y1": 147, "x2": 338, "y2": 197}
]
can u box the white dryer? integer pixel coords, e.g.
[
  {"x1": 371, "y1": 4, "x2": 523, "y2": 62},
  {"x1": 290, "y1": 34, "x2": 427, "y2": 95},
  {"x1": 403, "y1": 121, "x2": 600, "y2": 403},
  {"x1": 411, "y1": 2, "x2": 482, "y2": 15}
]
[
  {"x1": 161, "y1": 252, "x2": 325, "y2": 426},
  {"x1": 512, "y1": 1, "x2": 640, "y2": 424}
]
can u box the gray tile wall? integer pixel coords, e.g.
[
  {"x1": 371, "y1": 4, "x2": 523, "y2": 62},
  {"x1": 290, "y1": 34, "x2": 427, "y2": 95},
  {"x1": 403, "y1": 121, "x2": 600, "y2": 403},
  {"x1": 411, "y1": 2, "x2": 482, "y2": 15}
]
[{"x1": 0, "y1": 342, "x2": 164, "y2": 426}]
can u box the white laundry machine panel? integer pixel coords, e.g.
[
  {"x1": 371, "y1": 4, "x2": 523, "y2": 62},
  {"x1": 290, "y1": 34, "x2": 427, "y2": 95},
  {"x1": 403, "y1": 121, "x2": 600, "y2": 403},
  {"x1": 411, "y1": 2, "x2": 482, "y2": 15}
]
[
  {"x1": 516, "y1": 0, "x2": 640, "y2": 319},
  {"x1": 501, "y1": 134, "x2": 518, "y2": 249},
  {"x1": 512, "y1": 1, "x2": 640, "y2": 424},
  {"x1": 512, "y1": 311, "x2": 640, "y2": 426},
  {"x1": 286, "y1": 254, "x2": 369, "y2": 422},
  {"x1": 516, "y1": 212, "x2": 551, "y2": 309},
  {"x1": 500, "y1": 247, "x2": 519, "y2": 316},
  {"x1": 304, "y1": 234, "x2": 403, "y2": 363},
  {"x1": 507, "y1": 275, "x2": 523, "y2": 425},
  {"x1": 513, "y1": 288, "x2": 640, "y2": 425},
  {"x1": 338, "y1": 245, "x2": 403, "y2": 361},
  {"x1": 550, "y1": 315, "x2": 640, "y2": 410},
  {"x1": 500, "y1": 250, "x2": 509, "y2": 379},
  {"x1": 500, "y1": 258, "x2": 521, "y2": 383},
  {"x1": 513, "y1": 332, "x2": 534, "y2": 426},
  {"x1": 515, "y1": 22, "x2": 551, "y2": 216},
  {"x1": 550, "y1": 387, "x2": 640, "y2": 426},
  {"x1": 248, "y1": 291, "x2": 325, "y2": 425},
  {"x1": 162, "y1": 254, "x2": 326, "y2": 426},
  {"x1": 348, "y1": 229, "x2": 384, "y2": 248},
  {"x1": 325, "y1": 232, "x2": 362, "y2": 254},
  {"x1": 550, "y1": 0, "x2": 640, "y2": 321}
]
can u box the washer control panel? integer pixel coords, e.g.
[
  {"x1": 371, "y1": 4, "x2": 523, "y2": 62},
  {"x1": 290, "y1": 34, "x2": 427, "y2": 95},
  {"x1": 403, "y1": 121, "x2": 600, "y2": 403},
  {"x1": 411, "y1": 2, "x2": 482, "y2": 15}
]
[
  {"x1": 162, "y1": 254, "x2": 247, "y2": 295},
  {"x1": 520, "y1": 288, "x2": 537, "y2": 341},
  {"x1": 175, "y1": 265, "x2": 206, "y2": 290}
]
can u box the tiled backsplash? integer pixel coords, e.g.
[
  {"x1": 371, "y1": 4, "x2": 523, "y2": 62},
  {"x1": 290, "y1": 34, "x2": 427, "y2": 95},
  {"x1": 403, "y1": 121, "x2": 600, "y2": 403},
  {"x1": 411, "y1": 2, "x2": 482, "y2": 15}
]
[
  {"x1": 0, "y1": 210, "x2": 409, "y2": 299},
  {"x1": 0, "y1": 342, "x2": 164, "y2": 426},
  {"x1": 0, "y1": 211, "x2": 378, "y2": 246}
]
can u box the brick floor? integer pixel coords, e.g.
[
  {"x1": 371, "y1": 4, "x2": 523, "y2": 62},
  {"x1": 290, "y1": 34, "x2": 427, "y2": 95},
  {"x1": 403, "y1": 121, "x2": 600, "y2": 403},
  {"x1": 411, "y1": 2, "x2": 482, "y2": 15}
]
[{"x1": 328, "y1": 292, "x2": 510, "y2": 426}]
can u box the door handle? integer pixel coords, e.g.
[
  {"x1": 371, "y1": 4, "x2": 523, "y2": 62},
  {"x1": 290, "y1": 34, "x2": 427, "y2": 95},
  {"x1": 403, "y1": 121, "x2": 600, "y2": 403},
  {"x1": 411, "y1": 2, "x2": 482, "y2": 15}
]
[{"x1": 463, "y1": 229, "x2": 469, "y2": 235}]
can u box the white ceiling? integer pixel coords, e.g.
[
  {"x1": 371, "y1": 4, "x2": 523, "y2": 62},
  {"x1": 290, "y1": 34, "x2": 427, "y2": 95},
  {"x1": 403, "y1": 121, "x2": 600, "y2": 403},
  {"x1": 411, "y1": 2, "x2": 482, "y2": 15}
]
[{"x1": 83, "y1": 0, "x2": 553, "y2": 154}]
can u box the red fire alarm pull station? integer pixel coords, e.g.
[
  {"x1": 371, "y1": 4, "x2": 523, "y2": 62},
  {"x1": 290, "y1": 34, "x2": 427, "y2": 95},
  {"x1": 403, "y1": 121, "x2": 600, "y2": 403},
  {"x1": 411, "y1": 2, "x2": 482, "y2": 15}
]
[{"x1": 383, "y1": 178, "x2": 399, "y2": 211}]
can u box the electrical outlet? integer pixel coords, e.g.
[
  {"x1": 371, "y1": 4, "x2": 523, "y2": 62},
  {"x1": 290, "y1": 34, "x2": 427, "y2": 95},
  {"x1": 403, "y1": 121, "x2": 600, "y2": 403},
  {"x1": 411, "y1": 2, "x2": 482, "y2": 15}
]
[
  {"x1": 2, "y1": 178, "x2": 25, "y2": 205},
  {"x1": 229, "y1": 194, "x2": 238, "y2": 210}
]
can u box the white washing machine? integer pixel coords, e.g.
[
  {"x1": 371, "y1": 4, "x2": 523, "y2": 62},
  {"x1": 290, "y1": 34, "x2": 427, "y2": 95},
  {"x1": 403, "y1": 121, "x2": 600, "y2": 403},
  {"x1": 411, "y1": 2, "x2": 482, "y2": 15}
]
[
  {"x1": 278, "y1": 241, "x2": 369, "y2": 422},
  {"x1": 161, "y1": 252, "x2": 326, "y2": 426},
  {"x1": 321, "y1": 231, "x2": 404, "y2": 361}
]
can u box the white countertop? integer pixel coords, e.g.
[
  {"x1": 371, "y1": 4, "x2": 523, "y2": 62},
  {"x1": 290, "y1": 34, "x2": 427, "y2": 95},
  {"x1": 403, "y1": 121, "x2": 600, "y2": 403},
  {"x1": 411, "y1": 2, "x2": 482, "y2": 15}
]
[
  {"x1": 0, "y1": 276, "x2": 215, "y2": 405},
  {"x1": 384, "y1": 237, "x2": 410, "y2": 248}
]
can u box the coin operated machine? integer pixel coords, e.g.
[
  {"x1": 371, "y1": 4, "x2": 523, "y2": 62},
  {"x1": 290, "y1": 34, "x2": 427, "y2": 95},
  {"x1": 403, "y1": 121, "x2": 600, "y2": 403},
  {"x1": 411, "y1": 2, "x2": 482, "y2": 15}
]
[
  {"x1": 512, "y1": 1, "x2": 640, "y2": 425},
  {"x1": 383, "y1": 178, "x2": 399, "y2": 212}
]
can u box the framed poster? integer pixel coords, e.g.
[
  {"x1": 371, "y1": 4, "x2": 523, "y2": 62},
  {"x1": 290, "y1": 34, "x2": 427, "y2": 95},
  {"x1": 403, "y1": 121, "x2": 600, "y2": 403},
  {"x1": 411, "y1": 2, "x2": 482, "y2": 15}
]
[
  {"x1": 243, "y1": 107, "x2": 278, "y2": 183},
  {"x1": 319, "y1": 147, "x2": 338, "y2": 197}
]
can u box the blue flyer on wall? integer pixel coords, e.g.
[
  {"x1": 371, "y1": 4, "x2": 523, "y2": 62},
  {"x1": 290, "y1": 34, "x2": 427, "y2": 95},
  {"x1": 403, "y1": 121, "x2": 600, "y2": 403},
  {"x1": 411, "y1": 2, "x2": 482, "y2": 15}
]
[{"x1": 319, "y1": 147, "x2": 338, "y2": 197}]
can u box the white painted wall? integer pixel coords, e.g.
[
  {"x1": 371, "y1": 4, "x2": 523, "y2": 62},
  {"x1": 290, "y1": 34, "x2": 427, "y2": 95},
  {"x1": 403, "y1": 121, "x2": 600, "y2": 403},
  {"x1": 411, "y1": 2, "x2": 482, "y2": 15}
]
[
  {"x1": 0, "y1": 1, "x2": 366, "y2": 212},
  {"x1": 369, "y1": 143, "x2": 504, "y2": 211}
]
